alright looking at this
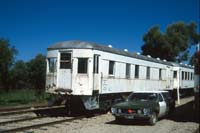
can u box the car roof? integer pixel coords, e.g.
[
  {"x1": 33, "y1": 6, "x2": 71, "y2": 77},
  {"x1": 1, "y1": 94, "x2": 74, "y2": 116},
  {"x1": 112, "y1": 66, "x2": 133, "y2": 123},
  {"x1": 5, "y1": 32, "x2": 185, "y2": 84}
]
[{"x1": 133, "y1": 90, "x2": 168, "y2": 93}]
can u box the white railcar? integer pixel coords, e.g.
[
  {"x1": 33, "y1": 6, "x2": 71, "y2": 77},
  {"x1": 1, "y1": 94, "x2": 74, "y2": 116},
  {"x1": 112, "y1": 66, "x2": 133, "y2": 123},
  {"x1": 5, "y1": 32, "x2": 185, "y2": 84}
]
[
  {"x1": 46, "y1": 40, "x2": 194, "y2": 111},
  {"x1": 172, "y1": 63, "x2": 194, "y2": 89}
]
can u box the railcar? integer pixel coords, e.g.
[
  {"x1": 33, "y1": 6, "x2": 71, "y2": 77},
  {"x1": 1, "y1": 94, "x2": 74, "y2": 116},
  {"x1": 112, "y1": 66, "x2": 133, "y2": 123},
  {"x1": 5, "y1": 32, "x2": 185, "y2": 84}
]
[
  {"x1": 171, "y1": 62, "x2": 194, "y2": 96},
  {"x1": 45, "y1": 40, "x2": 194, "y2": 113}
]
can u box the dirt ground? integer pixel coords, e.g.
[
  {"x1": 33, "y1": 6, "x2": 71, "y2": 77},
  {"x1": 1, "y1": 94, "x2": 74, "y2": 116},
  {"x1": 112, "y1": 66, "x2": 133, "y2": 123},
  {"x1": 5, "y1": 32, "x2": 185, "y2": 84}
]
[{"x1": 31, "y1": 97, "x2": 199, "y2": 133}]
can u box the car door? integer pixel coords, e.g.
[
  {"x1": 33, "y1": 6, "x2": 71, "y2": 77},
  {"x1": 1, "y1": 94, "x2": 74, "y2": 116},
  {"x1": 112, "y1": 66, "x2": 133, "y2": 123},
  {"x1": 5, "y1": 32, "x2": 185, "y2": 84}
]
[{"x1": 158, "y1": 93, "x2": 167, "y2": 117}]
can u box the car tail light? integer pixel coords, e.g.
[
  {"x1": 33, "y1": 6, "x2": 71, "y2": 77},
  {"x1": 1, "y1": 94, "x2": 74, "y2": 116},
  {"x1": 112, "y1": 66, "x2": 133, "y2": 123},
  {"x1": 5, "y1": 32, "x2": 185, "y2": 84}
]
[{"x1": 128, "y1": 109, "x2": 134, "y2": 113}]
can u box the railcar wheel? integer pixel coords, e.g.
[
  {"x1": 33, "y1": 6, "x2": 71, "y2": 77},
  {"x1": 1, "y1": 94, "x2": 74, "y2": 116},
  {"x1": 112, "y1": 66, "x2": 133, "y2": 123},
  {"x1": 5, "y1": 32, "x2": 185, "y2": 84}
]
[{"x1": 148, "y1": 112, "x2": 157, "y2": 125}]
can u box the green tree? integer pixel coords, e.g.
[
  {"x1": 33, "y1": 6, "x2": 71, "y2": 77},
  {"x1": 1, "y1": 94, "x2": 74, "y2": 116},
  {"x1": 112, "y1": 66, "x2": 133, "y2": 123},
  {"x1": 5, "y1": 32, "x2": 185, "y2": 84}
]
[
  {"x1": 27, "y1": 54, "x2": 46, "y2": 95},
  {"x1": 141, "y1": 22, "x2": 200, "y2": 62},
  {"x1": 10, "y1": 60, "x2": 29, "y2": 90},
  {"x1": 0, "y1": 39, "x2": 17, "y2": 91}
]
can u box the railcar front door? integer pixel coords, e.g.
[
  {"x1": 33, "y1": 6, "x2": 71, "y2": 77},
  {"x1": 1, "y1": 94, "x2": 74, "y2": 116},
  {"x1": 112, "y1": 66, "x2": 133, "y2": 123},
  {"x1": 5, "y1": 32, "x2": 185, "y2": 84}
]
[
  {"x1": 57, "y1": 52, "x2": 72, "y2": 90},
  {"x1": 72, "y1": 57, "x2": 93, "y2": 95}
]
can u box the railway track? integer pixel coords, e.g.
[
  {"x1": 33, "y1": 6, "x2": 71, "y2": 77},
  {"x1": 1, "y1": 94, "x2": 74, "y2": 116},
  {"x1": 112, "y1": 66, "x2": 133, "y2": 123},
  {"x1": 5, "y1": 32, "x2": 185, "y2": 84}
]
[
  {"x1": 0, "y1": 113, "x2": 101, "y2": 133},
  {"x1": 0, "y1": 116, "x2": 46, "y2": 125},
  {"x1": 0, "y1": 105, "x2": 66, "y2": 116},
  {"x1": 0, "y1": 104, "x2": 48, "y2": 112},
  {"x1": 0, "y1": 116, "x2": 85, "y2": 133},
  {"x1": 0, "y1": 103, "x2": 103, "y2": 133}
]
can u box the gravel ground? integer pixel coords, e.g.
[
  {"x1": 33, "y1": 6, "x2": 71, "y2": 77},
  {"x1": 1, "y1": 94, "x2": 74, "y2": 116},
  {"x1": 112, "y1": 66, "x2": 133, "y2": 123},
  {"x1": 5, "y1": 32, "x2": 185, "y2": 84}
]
[{"x1": 29, "y1": 96, "x2": 199, "y2": 133}]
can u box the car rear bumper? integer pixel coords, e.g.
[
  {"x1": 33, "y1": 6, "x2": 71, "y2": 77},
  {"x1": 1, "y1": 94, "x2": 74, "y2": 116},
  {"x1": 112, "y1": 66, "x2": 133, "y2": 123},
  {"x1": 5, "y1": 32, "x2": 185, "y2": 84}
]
[{"x1": 113, "y1": 113, "x2": 151, "y2": 120}]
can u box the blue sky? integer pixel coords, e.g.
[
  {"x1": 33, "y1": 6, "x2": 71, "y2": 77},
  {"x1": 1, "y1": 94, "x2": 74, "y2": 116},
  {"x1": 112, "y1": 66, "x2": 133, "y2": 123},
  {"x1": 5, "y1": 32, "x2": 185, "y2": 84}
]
[{"x1": 0, "y1": 0, "x2": 199, "y2": 61}]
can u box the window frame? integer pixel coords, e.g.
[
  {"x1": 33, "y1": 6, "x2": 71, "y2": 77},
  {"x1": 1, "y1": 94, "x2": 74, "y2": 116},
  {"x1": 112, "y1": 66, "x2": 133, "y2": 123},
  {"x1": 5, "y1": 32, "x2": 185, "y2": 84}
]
[
  {"x1": 108, "y1": 61, "x2": 115, "y2": 75},
  {"x1": 182, "y1": 71, "x2": 184, "y2": 80},
  {"x1": 60, "y1": 53, "x2": 71, "y2": 69},
  {"x1": 126, "y1": 63, "x2": 131, "y2": 78},
  {"x1": 93, "y1": 55, "x2": 99, "y2": 74},
  {"x1": 146, "y1": 66, "x2": 150, "y2": 79},
  {"x1": 48, "y1": 57, "x2": 57, "y2": 73},
  {"x1": 173, "y1": 71, "x2": 177, "y2": 79},
  {"x1": 135, "y1": 65, "x2": 139, "y2": 79},
  {"x1": 78, "y1": 58, "x2": 88, "y2": 74},
  {"x1": 159, "y1": 69, "x2": 162, "y2": 80}
]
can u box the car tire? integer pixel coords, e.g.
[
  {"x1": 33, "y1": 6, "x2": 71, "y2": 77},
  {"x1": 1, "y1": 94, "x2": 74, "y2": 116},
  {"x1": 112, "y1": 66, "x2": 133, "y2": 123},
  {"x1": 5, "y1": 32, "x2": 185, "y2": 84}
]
[{"x1": 149, "y1": 112, "x2": 157, "y2": 125}]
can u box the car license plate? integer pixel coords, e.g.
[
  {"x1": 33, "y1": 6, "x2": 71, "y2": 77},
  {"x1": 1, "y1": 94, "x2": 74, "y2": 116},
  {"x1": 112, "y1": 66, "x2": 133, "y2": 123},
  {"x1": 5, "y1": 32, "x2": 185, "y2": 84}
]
[{"x1": 125, "y1": 116, "x2": 134, "y2": 119}]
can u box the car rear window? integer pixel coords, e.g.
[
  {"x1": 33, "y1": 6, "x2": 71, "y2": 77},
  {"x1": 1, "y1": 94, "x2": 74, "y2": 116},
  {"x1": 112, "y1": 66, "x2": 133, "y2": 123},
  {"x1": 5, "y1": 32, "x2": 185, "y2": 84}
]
[{"x1": 128, "y1": 93, "x2": 158, "y2": 101}]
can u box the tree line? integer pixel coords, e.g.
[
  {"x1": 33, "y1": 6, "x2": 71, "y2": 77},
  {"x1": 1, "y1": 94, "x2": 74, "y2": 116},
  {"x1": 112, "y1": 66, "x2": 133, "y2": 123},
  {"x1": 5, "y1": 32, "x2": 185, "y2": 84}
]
[
  {"x1": 0, "y1": 21, "x2": 199, "y2": 94},
  {"x1": 141, "y1": 21, "x2": 200, "y2": 63},
  {"x1": 0, "y1": 39, "x2": 46, "y2": 94}
]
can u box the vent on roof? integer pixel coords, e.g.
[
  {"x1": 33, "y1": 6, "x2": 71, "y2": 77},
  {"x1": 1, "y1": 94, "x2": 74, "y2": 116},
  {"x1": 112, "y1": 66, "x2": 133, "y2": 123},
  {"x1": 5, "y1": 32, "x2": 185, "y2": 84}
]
[
  {"x1": 124, "y1": 49, "x2": 128, "y2": 52},
  {"x1": 137, "y1": 52, "x2": 140, "y2": 55},
  {"x1": 108, "y1": 45, "x2": 112, "y2": 48},
  {"x1": 156, "y1": 57, "x2": 160, "y2": 60},
  {"x1": 180, "y1": 62, "x2": 183, "y2": 65},
  {"x1": 163, "y1": 59, "x2": 167, "y2": 62},
  {"x1": 147, "y1": 55, "x2": 151, "y2": 58}
]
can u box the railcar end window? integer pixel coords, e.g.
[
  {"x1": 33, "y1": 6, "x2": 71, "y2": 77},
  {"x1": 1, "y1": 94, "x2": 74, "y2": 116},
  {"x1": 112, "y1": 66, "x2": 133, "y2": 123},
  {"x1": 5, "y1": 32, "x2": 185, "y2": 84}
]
[
  {"x1": 126, "y1": 64, "x2": 131, "y2": 78},
  {"x1": 60, "y1": 53, "x2": 71, "y2": 69},
  {"x1": 146, "y1": 67, "x2": 150, "y2": 79},
  {"x1": 78, "y1": 58, "x2": 88, "y2": 73},
  {"x1": 48, "y1": 58, "x2": 57, "y2": 73},
  {"x1": 93, "y1": 55, "x2": 99, "y2": 74},
  {"x1": 135, "y1": 65, "x2": 139, "y2": 78},
  {"x1": 109, "y1": 61, "x2": 115, "y2": 75}
]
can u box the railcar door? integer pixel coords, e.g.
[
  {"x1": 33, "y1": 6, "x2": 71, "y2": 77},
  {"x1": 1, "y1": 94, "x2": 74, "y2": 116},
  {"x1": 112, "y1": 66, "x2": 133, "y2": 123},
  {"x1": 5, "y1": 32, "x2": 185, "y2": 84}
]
[
  {"x1": 73, "y1": 57, "x2": 92, "y2": 95},
  {"x1": 57, "y1": 52, "x2": 72, "y2": 90}
]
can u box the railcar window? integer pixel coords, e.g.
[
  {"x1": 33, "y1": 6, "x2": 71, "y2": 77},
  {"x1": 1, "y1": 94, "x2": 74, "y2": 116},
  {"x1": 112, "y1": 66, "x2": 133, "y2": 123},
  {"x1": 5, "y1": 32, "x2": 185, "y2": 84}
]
[
  {"x1": 60, "y1": 53, "x2": 71, "y2": 69},
  {"x1": 109, "y1": 61, "x2": 115, "y2": 75},
  {"x1": 185, "y1": 72, "x2": 187, "y2": 80},
  {"x1": 182, "y1": 71, "x2": 184, "y2": 80},
  {"x1": 135, "y1": 65, "x2": 139, "y2": 78},
  {"x1": 187, "y1": 72, "x2": 190, "y2": 80},
  {"x1": 173, "y1": 71, "x2": 177, "y2": 79},
  {"x1": 126, "y1": 63, "x2": 131, "y2": 78},
  {"x1": 159, "y1": 69, "x2": 162, "y2": 80},
  {"x1": 93, "y1": 55, "x2": 99, "y2": 73},
  {"x1": 78, "y1": 58, "x2": 88, "y2": 73},
  {"x1": 48, "y1": 58, "x2": 57, "y2": 73},
  {"x1": 191, "y1": 73, "x2": 193, "y2": 80},
  {"x1": 146, "y1": 67, "x2": 150, "y2": 79}
]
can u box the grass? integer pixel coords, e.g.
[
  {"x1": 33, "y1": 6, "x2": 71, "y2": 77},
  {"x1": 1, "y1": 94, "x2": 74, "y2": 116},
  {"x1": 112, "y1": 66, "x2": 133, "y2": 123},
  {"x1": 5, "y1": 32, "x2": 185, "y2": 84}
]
[{"x1": 0, "y1": 89, "x2": 51, "y2": 106}]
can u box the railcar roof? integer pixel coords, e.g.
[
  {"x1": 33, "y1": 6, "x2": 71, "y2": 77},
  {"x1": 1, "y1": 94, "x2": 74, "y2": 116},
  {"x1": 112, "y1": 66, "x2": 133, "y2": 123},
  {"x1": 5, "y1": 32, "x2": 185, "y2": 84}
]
[
  {"x1": 170, "y1": 62, "x2": 194, "y2": 69},
  {"x1": 48, "y1": 40, "x2": 172, "y2": 66}
]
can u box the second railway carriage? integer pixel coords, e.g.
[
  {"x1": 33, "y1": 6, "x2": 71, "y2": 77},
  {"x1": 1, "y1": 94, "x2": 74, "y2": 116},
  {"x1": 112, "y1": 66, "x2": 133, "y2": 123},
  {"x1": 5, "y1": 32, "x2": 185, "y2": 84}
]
[{"x1": 46, "y1": 40, "x2": 194, "y2": 112}]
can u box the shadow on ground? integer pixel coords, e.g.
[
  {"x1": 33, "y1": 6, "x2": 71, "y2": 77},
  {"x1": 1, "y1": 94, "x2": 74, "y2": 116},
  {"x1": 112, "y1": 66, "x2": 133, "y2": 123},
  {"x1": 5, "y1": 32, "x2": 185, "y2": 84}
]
[
  {"x1": 166, "y1": 101, "x2": 199, "y2": 123},
  {"x1": 33, "y1": 107, "x2": 104, "y2": 118}
]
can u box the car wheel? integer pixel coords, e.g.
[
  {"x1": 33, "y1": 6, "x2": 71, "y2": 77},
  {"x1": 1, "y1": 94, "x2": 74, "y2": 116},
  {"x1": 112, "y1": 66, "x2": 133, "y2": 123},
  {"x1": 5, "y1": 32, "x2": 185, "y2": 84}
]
[{"x1": 149, "y1": 112, "x2": 157, "y2": 125}]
